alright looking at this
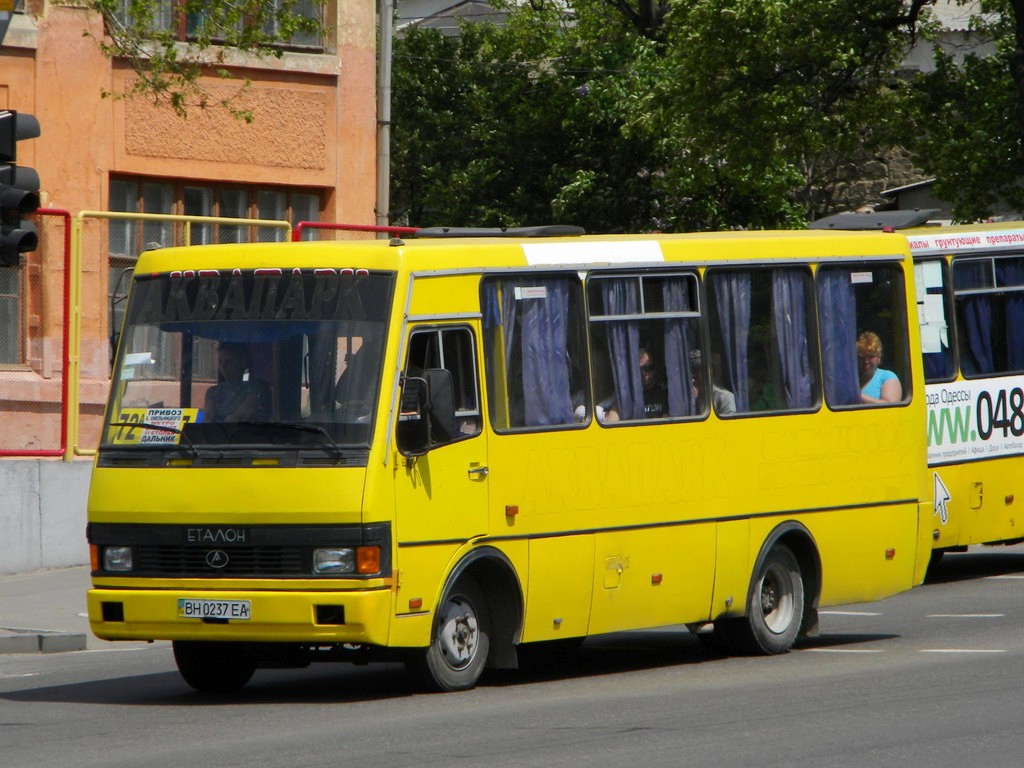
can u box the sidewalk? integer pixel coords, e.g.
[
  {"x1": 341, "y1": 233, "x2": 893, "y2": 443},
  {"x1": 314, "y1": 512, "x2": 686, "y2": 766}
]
[{"x1": 0, "y1": 566, "x2": 91, "y2": 654}]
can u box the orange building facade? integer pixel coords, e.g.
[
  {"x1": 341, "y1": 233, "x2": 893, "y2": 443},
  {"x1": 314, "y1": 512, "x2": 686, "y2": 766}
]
[{"x1": 0, "y1": 1, "x2": 379, "y2": 453}]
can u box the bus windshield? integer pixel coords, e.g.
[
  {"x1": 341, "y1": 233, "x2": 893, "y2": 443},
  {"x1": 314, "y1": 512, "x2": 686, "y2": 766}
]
[{"x1": 101, "y1": 268, "x2": 395, "y2": 453}]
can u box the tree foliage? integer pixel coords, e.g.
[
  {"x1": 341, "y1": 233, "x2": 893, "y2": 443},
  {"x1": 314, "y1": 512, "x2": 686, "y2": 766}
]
[
  {"x1": 391, "y1": 0, "x2": 931, "y2": 231},
  {"x1": 80, "y1": 0, "x2": 324, "y2": 120},
  {"x1": 391, "y1": 3, "x2": 672, "y2": 230},
  {"x1": 904, "y1": 0, "x2": 1024, "y2": 221}
]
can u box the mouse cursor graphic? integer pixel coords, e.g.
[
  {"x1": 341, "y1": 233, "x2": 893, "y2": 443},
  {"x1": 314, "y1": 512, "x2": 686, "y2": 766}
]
[{"x1": 934, "y1": 472, "x2": 950, "y2": 525}]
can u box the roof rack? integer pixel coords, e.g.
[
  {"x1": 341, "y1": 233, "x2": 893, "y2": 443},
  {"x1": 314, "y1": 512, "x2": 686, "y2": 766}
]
[
  {"x1": 809, "y1": 209, "x2": 942, "y2": 231},
  {"x1": 414, "y1": 225, "x2": 586, "y2": 238}
]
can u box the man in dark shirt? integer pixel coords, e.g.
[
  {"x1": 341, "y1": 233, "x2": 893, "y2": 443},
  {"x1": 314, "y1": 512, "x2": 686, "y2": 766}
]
[{"x1": 639, "y1": 348, "x2": 669, "y2": 418}]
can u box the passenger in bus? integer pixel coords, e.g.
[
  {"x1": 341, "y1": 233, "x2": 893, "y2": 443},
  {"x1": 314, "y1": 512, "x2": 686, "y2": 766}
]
[
  {"x1": 691, "y1": 354, "x2": 736, "y2": 416},
  {"x1": 573, "y1": 392, "x2": 614, "y2": 423},
  {"x1": 599, "y1": 348, "x2": 668, "y2": 422},
  {"x1": 638, "y1": 348, "x2": 669, "y2": 418},
  {"x1": 857, "y1": 331, "x2": 902, "y2": 404},
  {"x1": 204, "y1": 343, "x2": 272, "y2": 422}
]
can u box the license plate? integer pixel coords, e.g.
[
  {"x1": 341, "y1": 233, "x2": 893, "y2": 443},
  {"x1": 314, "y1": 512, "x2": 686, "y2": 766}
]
[{"x1": 177, "y1": 598, "x2": 251, "y2": 620}]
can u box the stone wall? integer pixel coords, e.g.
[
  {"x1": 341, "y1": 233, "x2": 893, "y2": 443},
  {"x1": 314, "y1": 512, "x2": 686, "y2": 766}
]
[{"x1": 831, "y1": 147, "x2": 931, "y2": 213}]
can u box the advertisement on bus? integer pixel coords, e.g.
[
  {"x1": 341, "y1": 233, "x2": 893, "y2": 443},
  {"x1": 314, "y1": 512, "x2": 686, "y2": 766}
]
[{"x1": 926, "y1": 378, "x2": 1024, "y2": 465}]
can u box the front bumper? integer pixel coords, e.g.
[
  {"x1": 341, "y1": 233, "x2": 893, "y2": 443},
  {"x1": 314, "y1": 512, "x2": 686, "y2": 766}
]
[{"x1": 87, "y1": 584, "x2": 395, "y2": 646}]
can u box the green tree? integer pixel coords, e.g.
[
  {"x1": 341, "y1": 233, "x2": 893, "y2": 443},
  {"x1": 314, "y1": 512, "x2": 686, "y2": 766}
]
[
  {"x1": 391, "y1": 2, "x2": 683, "y2": 231},
  {"x1": 391, "y1": 1, "x2": 930, "y2": 231},
  {"x1": 652, "y1": 0, "x2": 931, "y2": 228},
  {"x1": 80, "y1": 0, "x2": 323, "y2": 120},
  {"x1": 905, "y1": 0, "x2": 1024, "y2": 220}
]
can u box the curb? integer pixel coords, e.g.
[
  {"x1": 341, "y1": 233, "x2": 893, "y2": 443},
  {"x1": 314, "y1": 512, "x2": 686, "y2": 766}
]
[{"x1": 0, "y1": 628, "x2": 88, "y2": 654}]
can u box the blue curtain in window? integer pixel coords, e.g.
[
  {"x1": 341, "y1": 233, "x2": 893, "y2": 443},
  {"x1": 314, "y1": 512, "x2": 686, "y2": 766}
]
[
  {"x1": 601, "y1": 279, "x2": 644, "y2": 420},
  {"x1": 712, "y1": 271, "x2": 750, "y2": 411},
  {"x1": 772, "y1": 270, "x2": 813, "y2": 409},
  {"x1": 997, "y1": 259, "x2": 1024, "y2": 371},
  {"x1": 519, "y1": 279, "x2": 574, "y2": 426},
  {"x1": 663, "y1": 279, "x2": 696, "y2": 417},
  {"x1": 956, "y1": 267, "x2": 994, "y2": 375},
  {"x1": 817, "y1": 269, "x2": 860, "y2": 406},
  {"x1": 482, "y1": 279, "x2": 574, "y2": 426}
]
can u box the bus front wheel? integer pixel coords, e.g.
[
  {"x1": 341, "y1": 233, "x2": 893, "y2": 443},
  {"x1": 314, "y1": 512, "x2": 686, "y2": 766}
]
[
  {"x1": 721, "y1": 545, "x2": 804, "y2": 655},
  {"x1": 172, "y1": 641, "x2": 256, "y2": 693},
  {"x1": 408, "y1": 577, "x2": 491, "y2": 692}
]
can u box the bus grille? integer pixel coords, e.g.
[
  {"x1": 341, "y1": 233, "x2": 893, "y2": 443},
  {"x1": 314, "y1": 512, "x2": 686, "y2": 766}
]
[{"x1": 135, "y1": 546, "x2": 307, "y2": 577}]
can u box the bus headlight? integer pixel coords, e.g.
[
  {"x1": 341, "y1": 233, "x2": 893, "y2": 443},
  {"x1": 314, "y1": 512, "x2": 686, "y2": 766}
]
[
  {"x1": 313, "y1": 546, "x2": 381, "y2": 575},
  {"x1": 103, "y1": 546, "x2": 134, "y2": 572},
  {"x1": 313, "y1": 548, "x2": 355, "y2": 574}
]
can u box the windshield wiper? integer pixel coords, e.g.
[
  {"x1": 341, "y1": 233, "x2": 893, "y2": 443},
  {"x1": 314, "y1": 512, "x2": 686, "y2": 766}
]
[
  {"x1": 245, "y1": 421, "x2": 345, "y2": 460},
  {"x1": 105, "y1": 421, "x2": 199, "y2": 458}
]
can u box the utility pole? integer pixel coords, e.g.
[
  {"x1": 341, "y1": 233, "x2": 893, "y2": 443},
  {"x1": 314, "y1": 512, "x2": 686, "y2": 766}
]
[{"x1": 376, "y1": 0, "x2": 394, "y2": 230}]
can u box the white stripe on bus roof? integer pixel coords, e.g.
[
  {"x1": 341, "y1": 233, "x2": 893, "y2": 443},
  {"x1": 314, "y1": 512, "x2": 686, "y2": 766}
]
[{"x1": 522, "y1": 240, "x2": 665, "y2": 266}]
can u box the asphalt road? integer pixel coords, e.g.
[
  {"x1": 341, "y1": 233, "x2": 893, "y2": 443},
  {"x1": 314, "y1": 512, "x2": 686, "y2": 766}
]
[{"x1": 3, "y1": 547, "x2": 1024, "y2": 768}]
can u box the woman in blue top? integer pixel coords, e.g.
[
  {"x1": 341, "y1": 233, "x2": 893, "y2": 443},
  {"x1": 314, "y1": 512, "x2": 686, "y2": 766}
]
[{"x1": 857, "y1": 331, "x2": 902, "y2": 404}]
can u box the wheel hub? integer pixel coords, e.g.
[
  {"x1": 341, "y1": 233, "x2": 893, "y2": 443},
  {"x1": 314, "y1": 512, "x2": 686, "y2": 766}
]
[{"x1": 438, "y1": 604, "x2": 478, "y2": 669}]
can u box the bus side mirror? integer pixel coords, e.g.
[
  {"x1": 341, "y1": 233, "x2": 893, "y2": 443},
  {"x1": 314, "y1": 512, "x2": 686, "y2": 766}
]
[{"x1": 397, "y1": 368, "x2": 456, "y2": 457}]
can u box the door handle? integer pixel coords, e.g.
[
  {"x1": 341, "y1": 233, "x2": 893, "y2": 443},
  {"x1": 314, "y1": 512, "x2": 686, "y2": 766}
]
[{"x1": 467, "y1": 465, "x2": 489, "y2": 479}]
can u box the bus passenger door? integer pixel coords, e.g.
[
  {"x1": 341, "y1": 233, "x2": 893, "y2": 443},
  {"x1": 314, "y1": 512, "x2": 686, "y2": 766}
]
[{"x1": 393, "y1": 325, "x2": 488, "y2": 545}]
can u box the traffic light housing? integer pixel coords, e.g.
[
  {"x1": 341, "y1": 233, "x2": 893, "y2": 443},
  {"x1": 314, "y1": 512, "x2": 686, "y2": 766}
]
[{"x1": 1, "y1": 110, "x2": 41, "y2": 267}]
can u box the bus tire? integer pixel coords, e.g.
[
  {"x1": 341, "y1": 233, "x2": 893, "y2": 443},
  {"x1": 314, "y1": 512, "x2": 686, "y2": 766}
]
[
  {"x1": 722, "y1": 545, "x2": 804, "y2": 655},
  {"x1": 173, "y1": 641, "x2": 256, "y2": 693},
  {"x1": 926, "y1": 549, "x2": 945, "y2": 580},
  {"x1": 408, "y1": 577, "x2": 490, "y2": 692}
]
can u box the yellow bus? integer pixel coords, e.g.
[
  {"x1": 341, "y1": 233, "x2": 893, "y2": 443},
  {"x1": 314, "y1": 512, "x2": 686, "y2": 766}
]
[
  {"x1": 908, "y1": 221, "x2": 1024, "y2": 562},
  {"x1": 87, "y1": 227, "x2": 933, "y2": 693},
  {"x1": 813, "y1": 213, "x2": 1024, "y2": 565}
]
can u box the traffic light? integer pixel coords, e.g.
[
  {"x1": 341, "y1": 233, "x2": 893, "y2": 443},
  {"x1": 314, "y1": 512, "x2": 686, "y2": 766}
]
[{"x1": 1, "y1": 110, "x2": 41, "y2": 267}]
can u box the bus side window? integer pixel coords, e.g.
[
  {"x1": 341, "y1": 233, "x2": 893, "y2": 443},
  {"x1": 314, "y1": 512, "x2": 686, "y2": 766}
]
[
  {"x1": 586, "y1": 272, "x2": 702, "y2": 423},
  {"x1": 481, "y1": 275, "x2": 587, "y2": 430},
  {"x1": 405, "y1": 327, "x2": 481, "y2": 440},
  {"x1": 705, "y1": 267, "x2": 818, "y2": 415},
  {"x1": 817, "y1": 263, "x2": 911, "y2": 408},
  {"x1": 953, "y1": 254, "x2": 1024, "y2": 377},
  {"x1": 916, "y1": 259, "x2": 956, "y2": 382}
]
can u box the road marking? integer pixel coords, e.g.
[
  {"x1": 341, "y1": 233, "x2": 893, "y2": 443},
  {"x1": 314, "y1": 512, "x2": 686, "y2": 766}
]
[
  {"x1": 920, "y1": 649, "x2": 1005, "y2": 654},
  {"x1": 820, "y1": 610, "x2": 882, "y2": 616},
  {"x1": 804, "y1": 648, "x2": 883, "y2": 654},
  {"x1": 926, "y1": 613, "x2": 1004, "y2": 618},
  {"x1": 986, "y1": 574, "x2": 1024, "y2": 580}
]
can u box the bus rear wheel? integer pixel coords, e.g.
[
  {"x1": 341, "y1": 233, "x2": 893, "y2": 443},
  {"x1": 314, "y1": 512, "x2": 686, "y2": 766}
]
[
  {"x1": 172, "y1": 641, "x2": 256, "y2": 693},
  {"x1": 407, "y1": 577, "x2": 490, "y2": 692},
  {"x1": 721, "y1": 545, "x2": 804, "y2": 655}
]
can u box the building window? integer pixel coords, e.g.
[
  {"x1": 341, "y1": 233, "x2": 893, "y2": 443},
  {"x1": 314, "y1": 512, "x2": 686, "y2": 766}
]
[
  {"x1": 0, "y1": 268, "x2": 21, "y2": 365},
  {"x1": 107, "y1": 177, "x2": 323, "y2": 369},
  {"x1": 114, "y1": 0, "x2": 326, "y2": 51},
  {"x1": 109, "y1": 177, "x2": 321, "y2": 258}
]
